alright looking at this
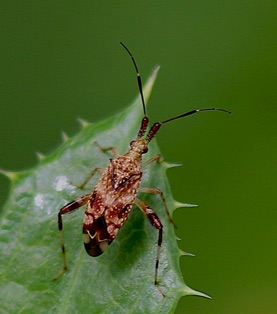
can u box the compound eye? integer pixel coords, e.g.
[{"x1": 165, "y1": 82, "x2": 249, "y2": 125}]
[
  {"x1": 130, "y1": 140, "x2": 135, "y2": 147},
  {"x1": 142, "y1": 146, "x2": 148, "y2": 154}
]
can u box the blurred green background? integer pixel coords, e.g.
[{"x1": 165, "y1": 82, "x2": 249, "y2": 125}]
[{"x1": 1, "y1": 2, "x2": 276, "y2": 313}]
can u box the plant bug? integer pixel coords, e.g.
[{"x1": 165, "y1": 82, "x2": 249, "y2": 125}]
[{"x1": 54, "y1": 42, "x2": 231, "y2": 295}]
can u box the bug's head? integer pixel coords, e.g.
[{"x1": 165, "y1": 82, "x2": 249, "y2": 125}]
[{"x1": 129, "y1": 139, "x2": 148, "y2": 155}]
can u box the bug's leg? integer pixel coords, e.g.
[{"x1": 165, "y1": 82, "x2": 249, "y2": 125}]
[
  {"x1": 139, "y1": 187, "x2": 175, "y2": 227},
  {"x1": 143, "y1": 154, "x2": 163, "y2": 167},
  {"x1": 53, "y1": 194, "x2": 91, "y2": 280},
  {"x1": 77, "y1": 167, "x2": 103, "y2": 190},
  {"x1": 77, "y1": 142, "x2": 121, "y2": 189},
  {"x1": 94, "y1": 141, "x2": 120, "y2": 157},
  {"x1": 135, "y1": 197, "x2": 165, "y2": 296}
]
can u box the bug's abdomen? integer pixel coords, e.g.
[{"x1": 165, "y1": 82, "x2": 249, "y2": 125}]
[{"x1": 83, "y1": 216, "x2": 112, "y2": 256}]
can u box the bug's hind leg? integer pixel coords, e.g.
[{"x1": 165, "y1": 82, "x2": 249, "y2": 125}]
[
  {"x1": 135, "y1": 197, "x2": 165, "y2": 296},
  {"x1": 53, "y1": 194, "x2": 91, "y2": 280}
]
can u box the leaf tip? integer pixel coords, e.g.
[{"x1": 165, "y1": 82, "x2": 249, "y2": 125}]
[
  {"x1": 36, "y1": 152, "x2": 46, "y2": 161},
  {"x1": 163, "y1": 161, "x2": 183, "y2": 169},
  {"x1": 179, "y1": 250, "x2": 195, "y2": 257},
  {"x1": 143, "y1": 66, "x2": 161, "y2": 104},
  {"x1": 173, "y1": 200, "x2": 198, "y2": 209},
  {"x1": 180, "y1": 286, "x2": 212, "y2": 299},
  {"x1": 0, "y1": 169, "x2": 19, "y2": 181},
  {"x1": 61, "y1": 131, "x2": 70, "y2": 142},
  {"x1": 77, "y1": 117, "x2": 91, "y2": 128},
  {"x1": 154, "y1": 64, "x2": 161, "y2": 72}
]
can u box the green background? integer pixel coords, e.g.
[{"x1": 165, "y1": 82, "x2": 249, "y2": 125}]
[{"x1": 1, "y1": 2, "x2": 276, "y2": 313}]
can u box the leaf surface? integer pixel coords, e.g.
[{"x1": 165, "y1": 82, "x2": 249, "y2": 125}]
[{"x1": 0, "y1": 68, "x2": 205, "y2": 314}]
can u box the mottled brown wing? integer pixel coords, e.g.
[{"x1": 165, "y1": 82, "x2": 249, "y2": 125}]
[{"x1": 83, "y1": 156, "x2": 142, "y2": 256}]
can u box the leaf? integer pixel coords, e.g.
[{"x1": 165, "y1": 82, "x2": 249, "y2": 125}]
[{"x1": 0, "y1": 68, "x2": 207, "y2": 314}]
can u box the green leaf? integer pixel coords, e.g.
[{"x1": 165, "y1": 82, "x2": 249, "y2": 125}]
[{"x1": 0, "y1": 68, "x2": 207, "y2": 314}]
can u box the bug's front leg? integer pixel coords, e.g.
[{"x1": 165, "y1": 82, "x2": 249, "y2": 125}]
[
  {"x1": 143, "y1": 153, "x2": 163, "y2": 167},
  {"x1": 77, "y1": 168, "x2": 103, "y2": 190},
  {"x1": 76, "y1": 142, "x2": 120, "y2": 189},
  {"x1": 53, "y1": 194, "x2": 91, "y2": 280},
  {"x1": 94, "y1": 141, "x2": 120, "y2": 157},
  {"x1": 135, "y1": 197, "x2": 164, "y2": 296}
]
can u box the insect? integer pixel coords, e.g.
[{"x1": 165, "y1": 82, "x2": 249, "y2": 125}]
[{"x1": 54, "y1": 42, "x2": 231, "y2": 294}]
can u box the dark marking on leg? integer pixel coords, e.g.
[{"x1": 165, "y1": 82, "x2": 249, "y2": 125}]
[
  {"x1": 135, "y1": 197, "x2": 165, "y2": 296},
  {"x1": 139, "y1": 187, "x2": 175, "y2": 227},
  {"x1": 53, "y1": 194, "x2": 91, "y2": 280}
]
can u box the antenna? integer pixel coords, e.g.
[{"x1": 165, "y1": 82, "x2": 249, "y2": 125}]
[
  {"x1": 120, "y1": 42, "x2": 146, "y2": 116},
  {"x1": 146, "y1": 108, "x2": 231, "y2": 143},
  {"x1": 120, "y1": 42, "x2": 231, "y2": 143},
  {"x1": 120, "y1": 42, "x2": 149, "y2": 139}
]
